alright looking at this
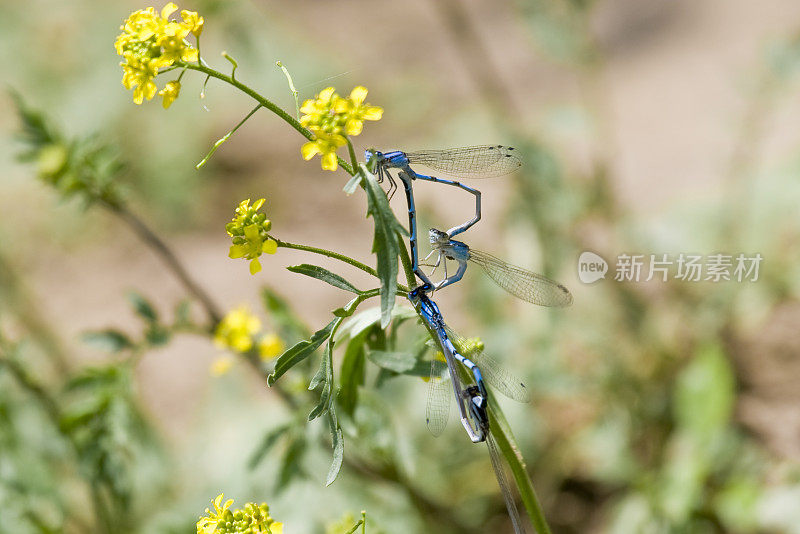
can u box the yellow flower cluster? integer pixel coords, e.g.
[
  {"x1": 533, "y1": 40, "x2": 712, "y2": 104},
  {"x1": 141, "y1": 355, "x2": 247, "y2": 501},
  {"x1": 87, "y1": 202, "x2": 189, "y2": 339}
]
[
  {"x1": 226, "y1": 198, "x2": 278, "y2": 275},
  {"x1": 212, "y1": 306, "x2": 286, "y2": 375},
  {"x1": 299, "y1": 86, "x2": 383, "y2": 171},
  {"x1": 115, "y1": 3, "x2": 203, "y2": 106},
  {"x1": 214, "y1": 306, "x2": 261, "y2": 353},
  {"x1": 197, "y1": 493, "x2": 283, "y2": 534}
]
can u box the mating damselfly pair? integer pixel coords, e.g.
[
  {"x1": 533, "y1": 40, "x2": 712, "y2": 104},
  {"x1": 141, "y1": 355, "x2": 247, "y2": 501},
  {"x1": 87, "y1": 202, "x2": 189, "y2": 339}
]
[
  {"x1": 367, "y1": 145, "x2": 572, "y2": 306},
  {"x1": 369, "y1": 144, "x2": 572, "y2": 533}
]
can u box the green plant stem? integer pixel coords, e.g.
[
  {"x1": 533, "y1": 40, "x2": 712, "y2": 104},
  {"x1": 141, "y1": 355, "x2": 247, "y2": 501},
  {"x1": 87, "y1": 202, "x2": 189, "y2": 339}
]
[
  {"x1": 396, "y1": 231, "x2": 417, "y2": 290},
  {"x1": 488, "y1": 398, "x2": 552, "y2": 534},
  {"x1": 102, "y1": 200, "x2": 223, "y2": 326},
  {"x1": 275, "y1": 60, "x2": 299, "y2": 118},
  {"x1": 178, "y1": 62, "x2": 355, "y2": 176},
  {"x1": 272, "y1": 238, "x2": 377, "y2": 279},
  {"x1": 346, "y1": 137, "x2": 359, "y2": 172},
  {"x1": 196, "y1": 103, "x2": 262, "y2": 169}
]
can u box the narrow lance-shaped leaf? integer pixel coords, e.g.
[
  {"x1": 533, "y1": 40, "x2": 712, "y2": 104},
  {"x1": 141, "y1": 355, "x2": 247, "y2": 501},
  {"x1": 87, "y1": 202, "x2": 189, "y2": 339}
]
[
  {"x1": 267, "y1": 319, "x2": 336, "y2": 386},
  {"x1": 361, "y1": 164, "x2": 407, "y2": 328},
  {"x1": 308, "y1": 337, "x2": 337, "y2": 421},
  {"x1": 82, "y1": 329, "x2": 134, "y2": 353},
  {"x1": 127, "y1": 291, "x2": 158, "y2": 323},
  {"x1": 248, "y1": 423, "x2": 292, "y2": 469},
  {"x1": 343, "y1": 173, "x2": 362, "y2": 195},
  {"x1": 367, "y1": 350, "x2": 417, "y2": 374},
  {"x1": 276, "y1": 437, "x2": 307, "y2": 492},
  {"x1": 338, "y1": 331, "x2": 368, "y2": 415},
  {"x1": 287, "y1": 264, "x2": 360, "y2": 294},
  {"x1": 326, "y1": 400, "x2": 344, "y2": 486}
]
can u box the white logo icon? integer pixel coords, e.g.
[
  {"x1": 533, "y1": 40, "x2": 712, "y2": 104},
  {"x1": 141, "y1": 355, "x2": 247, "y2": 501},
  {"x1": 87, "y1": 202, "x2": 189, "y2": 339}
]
[{"x1": 578, "y1": 251, "x2": 608, "y2": 284}]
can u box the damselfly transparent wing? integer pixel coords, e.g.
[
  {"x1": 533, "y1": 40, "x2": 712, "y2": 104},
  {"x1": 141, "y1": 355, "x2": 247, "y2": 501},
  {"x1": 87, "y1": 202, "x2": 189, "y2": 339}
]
[
  {"x1": 425, "y1": 358, "x2": 451, "y2": 436},
  {"x1": 468, "y1": 249, "x2": 573, "y2": 307},
  {"x1": 487, "y1": 432, "x2": 525, "y2": 534},
  {"x1": 405, "y1": 145, "x2": 521, "y2": 178},
  {"x1": 445, "y1": 325, "x2": 530, "y2": 403}
]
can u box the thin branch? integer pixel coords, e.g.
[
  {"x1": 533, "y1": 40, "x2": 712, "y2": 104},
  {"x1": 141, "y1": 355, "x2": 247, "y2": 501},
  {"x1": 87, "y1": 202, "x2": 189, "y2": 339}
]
[
  {"x1": 177, "y1": 62, "x2": 355, "y2": 177},
  {"x1": 273, "y1": 239, "x2": 378, "y2": 279},
  {"x1": 101, "y1": 200, "x2": 223, "y2": 325}
]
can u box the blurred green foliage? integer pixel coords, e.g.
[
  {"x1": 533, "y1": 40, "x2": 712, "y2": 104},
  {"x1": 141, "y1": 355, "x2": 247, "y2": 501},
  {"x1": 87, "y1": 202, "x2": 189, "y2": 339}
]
[{"x1": 3, "y1": 1, "x2": 800, "y2": 534}]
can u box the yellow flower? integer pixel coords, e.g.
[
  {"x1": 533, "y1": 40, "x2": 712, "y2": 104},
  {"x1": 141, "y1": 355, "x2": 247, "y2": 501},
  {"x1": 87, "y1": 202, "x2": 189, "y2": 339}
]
[
  {"x1": 181, "y1": 9, "x2": 204, "y2": 37},
  {"x1": 197, "y1": 493, "x2": 234, "y2": 534},
  {"x1": 115, "y1": 3, "x2": 201, "y2": 105},
  {"x1": 299, "y1": 87, "x2": 344, "y2": 134},
  {"x1": 210, "y1": 355, "x2": 234, "y2": 376},
  {"x1": 225, "y1": 198, "x2": 278, "y2": 275},
  {"x1": 301, "y1": 131, "x2": 347, "y2": 171},
  {"x1": 159, "y1": 80, "x2": 181, "y2": 108},
  {"x1": 259, "y1": 333, "x2": 285, "y2": 361},
  {"x1": 121, "y1": 57, "x2": 159, "y2": 105},
  {"x1": 159, "y1": 34, "x2": 198, "y2": 64},
  {"x1": 214, "y1": 306, "x2": 261, "y2": 353},
  {"x1": 298, "y1": 85, "x2": 381, "y2": 171},
  {"x1": 335, "y1": 86, "x2": 383, "y2": 136},
  {"x1": 197, "y1": 493, "x2": 282, "y2": 534}
]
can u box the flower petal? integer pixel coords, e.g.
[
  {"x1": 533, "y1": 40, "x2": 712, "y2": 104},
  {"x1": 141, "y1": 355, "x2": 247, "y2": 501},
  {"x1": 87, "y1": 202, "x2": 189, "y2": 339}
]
[
  {"x1": 229, "y1": 244, "x2": 247, "y2": 259},
  {"x1": 249, "y1": 258, "x2": 262, "y2": 275},
  {"x1": 301, "y1": 141, "x2": 321, "y2": 160},
  {"x1": 349, "y1": 86, "x2": 368, "y2": 105},
  {"x1": 318, "y1": 87, "x2": 336, "y2": 102},
  {"x1": 244, "y1": 223, "x2": 260, "y2": 241},
  {"x1": 321, "y1": 151, "x2": 339, "y2": 171},
  {"x1": 262, "y1": 239, "x2": 277, "y2": 254},
  {"x1": 161, "y1": 2, "x2": 178, "y2": 19},
  {"x1": 361, "y1": 106, "x2": 383, "y2": 121},
  {"x1": 345, "y1": 118, "x2": 363, "y2": 136}
]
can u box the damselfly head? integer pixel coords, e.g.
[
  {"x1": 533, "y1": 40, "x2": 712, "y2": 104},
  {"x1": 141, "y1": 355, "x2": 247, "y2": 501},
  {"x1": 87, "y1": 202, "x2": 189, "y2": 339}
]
[
  {"x1": 428, "y1": 228, "x2": 450, "y2": 246},
  {"x1": 364, "y1": 148, "x2": 383, "y2": 173}
]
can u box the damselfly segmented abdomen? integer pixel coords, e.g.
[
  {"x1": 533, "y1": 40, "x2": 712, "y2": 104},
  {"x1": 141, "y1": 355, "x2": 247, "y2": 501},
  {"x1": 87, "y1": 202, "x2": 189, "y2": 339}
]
[
  {"x1": 404, "y1": 145, "x2": 521, "y2": 178},
  {"x1": 424, "y1": 325, "x2": 530, "y2": 437}
]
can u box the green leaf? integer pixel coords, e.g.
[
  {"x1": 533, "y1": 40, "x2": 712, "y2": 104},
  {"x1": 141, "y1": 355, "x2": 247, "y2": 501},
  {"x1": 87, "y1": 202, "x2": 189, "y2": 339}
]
[
  {"x1": 308, "y1": 347, "x2": 329, "y2": 392},
  {"x1": 248, "y1": 423, "x2": 291, "y2": 469},
  {"x1": 145, "y1": 325, "x2": 170, "y2": 346},
  {"x1": 361, "y1": 164, "x2": 407, "y2": 328},
  {"x1": 174, "y1": 299, "x2": 192, "y2": 327},
  {"x1": 127, "y1": 291, "x2": 158, "y2": 323},
  {"x1": 267, "y1": 319, "x2": 336, "y2": 386},
  {"x1": 287, "y1": 264, "x2": 360, "y2": 294},
  {"x1": 367, "y1": 351, "x2": 417, "y2": 373},
  {"x1": 276, "y1": 437, "x2": 307, "y2": 492},
  {"x1": 335, "y1": 304, "x2": 417, "y2": 341},
  {"x1": 325, "y1": 402, "x2": 344, "y2": 486},
  {"x1": 338, "y1": 332, "x2": 367, "y2": 415},
  {"x1": 82, "y1": 329, "x2": 133, "y2": 353},
  {"x1": 261, "y1": 287, "x2": 310, "y2": 341},
  {"x1": 308, "y1": 338, "x2": 337, "y2": 421},
  {"x1": 674, "y1": 343, "x2": 735, "y2": 440},
  {"x1": 64, "y1": 365, "x2": 122, "y2": 392},
  {"x1": 343, "y1": 173, "x2": 362, "y2": 195}
]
